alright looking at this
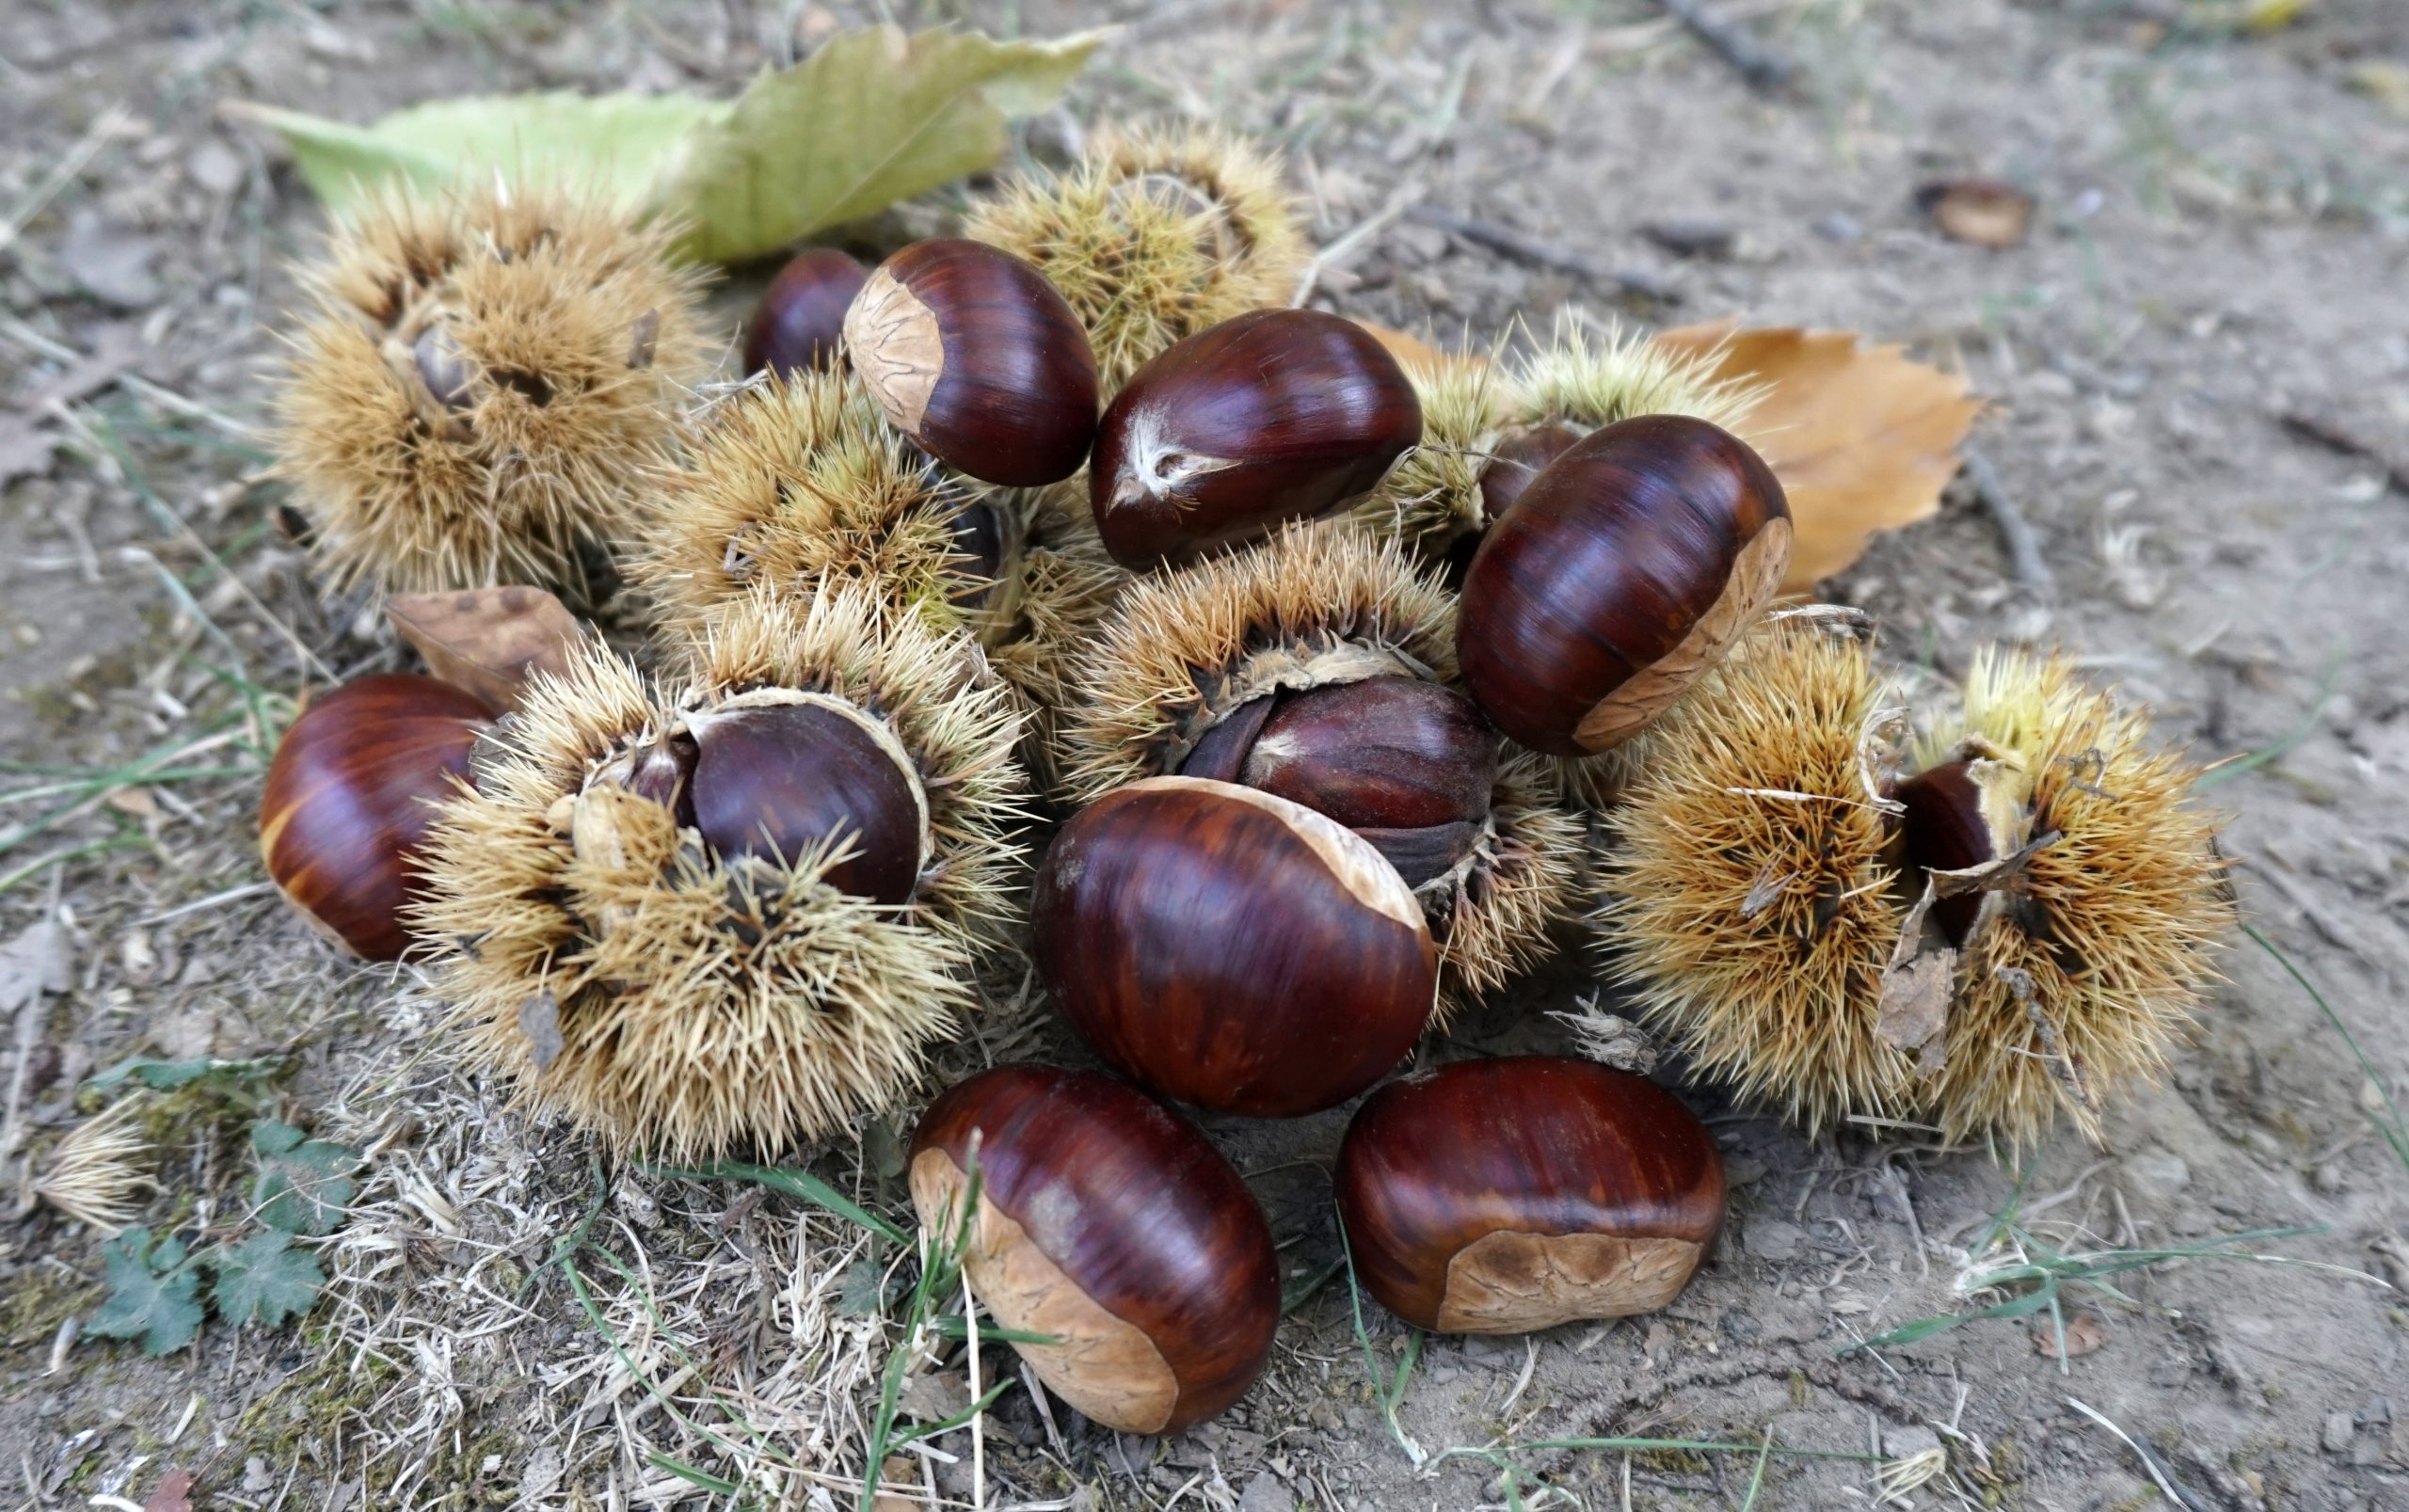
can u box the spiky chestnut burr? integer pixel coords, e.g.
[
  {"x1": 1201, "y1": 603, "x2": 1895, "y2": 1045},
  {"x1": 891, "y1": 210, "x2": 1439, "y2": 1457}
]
[
  {"x1": 965, "y1": 124, "x2": 1309, "y2": 393},
  {"x1": 911, "y1": 1065, "x2": 1280, "y2": 1434},
  {"x1": 743, "y1": 247, "x2": 869, "y2": 377},
  {"x1": 628, "y1": 369, "x2": 1124, "y2": 788},
  {"x1": 1091, "y1": 310, "x2": 1423, "y2": 569},
  {"x1": 1354, "y1": 321, "x2": 1758, "y2": 569},
  {"x1": 1593, "y1": 617, "x2": 1919, "y2": 1135},
  {"x1": 410, "y1": 585, "x2": 1028, "y2": 1159},
  {"x1": 270, "y1": 181, "x2": 709, "y2": 603},
  {"x1": 260, "y1": 673, "x2": 494, "y2": 959},
  {"x1": 1034, "y1": 776, "x2": 1437, "y2": 1117},
  {"x1": 844, "y1": 239, "x2": 1099, "y2": 486},
  {"x1": 1059, "y1": 523, "x2": 1584, "y2": 1010},
  {"x1": 1336, "y1": 1058, "x2": 1725, "y2": 1333},
  {"x1": 1911, "y1": 649, "x2": 2233, "y2": 1147},
  {"x1": 1459, "y1": 414, "x2": 1793, "y2": 756}
]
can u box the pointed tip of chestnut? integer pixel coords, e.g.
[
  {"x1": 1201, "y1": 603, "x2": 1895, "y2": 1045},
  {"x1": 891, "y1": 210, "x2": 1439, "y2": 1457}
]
[
  {"x1": 743, "y1": 247, "x2": 869, "y2": 377},
  {"x1": 844, "y1": 238, "x2": 1098, "y2": 486},
  {"x1": 910, "y1": 1064, "x2": 1280, "y2": 1434},
  {"x1": 1458, "y1": 414, "x2": 1792, "y2": 756},
  {"x1": 1090, "y1": 309, "x2": 1423, "y2": 569},
  {"x1": 1336, "y1": 1057, "x2": 1726, "y2": 1334},
  {"x1": 260, "y1": 673, "x2": 493, "y2": 959},
  {"x1": 1033, "y1": 775, "x2": 1437, "y2": 1116}
]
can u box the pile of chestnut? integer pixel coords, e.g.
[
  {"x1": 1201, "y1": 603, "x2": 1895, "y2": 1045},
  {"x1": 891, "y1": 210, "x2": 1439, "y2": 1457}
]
[{"x1": 264, "y1": 230, "x2": 1787, "y2": 1439}]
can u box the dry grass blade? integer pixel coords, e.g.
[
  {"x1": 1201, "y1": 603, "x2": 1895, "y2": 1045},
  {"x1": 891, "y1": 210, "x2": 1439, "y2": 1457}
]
[
  {"x1": 33, "y1": 1093, "x2": 154, "y2": 1232},
  {"x1": 1653, "y1": 323, "x2": 1982, "y2": 594}
]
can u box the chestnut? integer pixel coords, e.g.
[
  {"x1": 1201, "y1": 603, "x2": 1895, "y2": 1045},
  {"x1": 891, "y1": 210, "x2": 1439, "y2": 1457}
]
[
  {"x1": 1032, "y1": 775, "x2": 1437, "y2": 1116},
  {"x1": 1474, "y1": 421, "x2": 1583, "y2": 529},
  {"x1": 1089, "y1": 310, "x2": 1423, "y2": 569},
  {"x1": 1457, "y1": 414, "x2": 1793, "y2": 756},
  {"x1": 844, "y1": 238, "x2": 1099, "y2": 486},
  {"x1": 1894, "y1": 758, "x2": 1998, "y2": 947},
  {"x1": 910, "y1": 1064, "x2": 1280, "y2": 1434},
  {"x1": 742, "y1": 247, "x2": 869, "y2": 377},
  {"x1": 260, "y1": 673, "x2": 494, "y2": 959},
  {"x1": 1179, "y1": 676, "x2": 1499, "y2": 888},
  {"x1": 1335, "y1": 1057, "x2": 1726, "y2": 1333},
  {"x1": 681, "y1": 695, "x2": 928, "y2": 904}
]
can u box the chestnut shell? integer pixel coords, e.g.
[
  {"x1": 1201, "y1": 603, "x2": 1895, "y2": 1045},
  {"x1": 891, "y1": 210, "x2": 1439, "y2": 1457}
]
[
  {"x1": 1457, "y1": 414, "x2": 1792, "y2": 756},
  {"x1": 743, "y1": 247, "x2": 869, "y2": 377},
  {"x1": 259, "y1": 673, "x2": 493, "y2": 959},
  {"x1": 1032, "y1": 776, "x2": 1438, "y2": 1117},
  {"x1": 1090, "y1": 309, "x2": 1422, "y2": 569},
  {"x1": 910, "y1": 1064, "x2": 1280, "y2": 1434},
  {"x1": 845, "y1": 238, "x2": 1099, "y2": 486},
  {"x1": 1336, "y1": 1057, "x2": 1727, "y2": 1333},
  {"x1": 687, "y1": 699, "x2": 925, "y2": 904}
]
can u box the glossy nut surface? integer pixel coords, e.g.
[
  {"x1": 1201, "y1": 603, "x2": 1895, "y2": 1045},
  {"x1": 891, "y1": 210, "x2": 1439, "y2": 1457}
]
[
  {"x1": 687, "y1": 696, "x2": 928, "y2": 904},
  {"x1": 910, "y1": 1064, "x2": 1281, "y2": 1435},
  {"x1": 260, "y1": 673, "x2": 492, "y2": 959},
  {"x1": 1896, "y1": 759, "x2": 1999, "y2": 947},
  {"x1": 1090, "y1": 310, "x2": 1422, "y2": 569},
  {"x1": 1475, "y1": 421, "x2": 1584, "y2": 529},
  {"x1": 1032, "y1": 776, "x2": 1438, "y2": 1116},
  {"x1": 1458, "y1": 414, "x2": 1791, "y2": 756},
  {"x1": 845, "y1": 238, "x2": 1099, "y2": 485},
  {"x1": 1179, "y1": 677, "x2": 1498, "y2": 888},
  {"x1": 743, "y1": 247, "x2": 869, "y2": 377},
  {"x1": 1336, "y1": 1057, "x2": 1726, "y2": 1334}
]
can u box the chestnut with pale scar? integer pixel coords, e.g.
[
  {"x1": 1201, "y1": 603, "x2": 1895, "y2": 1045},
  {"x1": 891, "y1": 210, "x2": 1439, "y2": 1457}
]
[
  {"x1": 1336, "y1": 1057, "x2": 1726, "y2": 1333},
  {"x1": 909, "y1": 1064, "x2": 1281, "y2": 1434}
]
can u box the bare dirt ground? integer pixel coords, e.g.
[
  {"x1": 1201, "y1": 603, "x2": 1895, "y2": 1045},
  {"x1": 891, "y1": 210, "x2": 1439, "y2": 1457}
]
[{"x1": 4, "y1": 1, "x2": 2408, "y2": 1507}]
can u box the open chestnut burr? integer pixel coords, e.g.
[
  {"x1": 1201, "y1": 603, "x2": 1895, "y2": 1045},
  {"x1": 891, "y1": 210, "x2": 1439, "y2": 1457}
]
[
  {"x1": 1058, "y1": 522, "x2": 1583, "y2": 1009},
  {"x1": 260, "y1": 672, "x2": 494, "y2": 960},
  {"x1": 910, "y1": 1064, "x2": 1281, "y2": 1434},
  {"x1": 1336, "y1": 1057, "x2": 1726, "y2": 1333},
  {"x1": 1032, "y1": 774, "x2": 1437, "y2": 1117},
  {"x1": 1457, "y1": 413, "x2": 1793, "y2": 756},
  {"x1": 844, "y1": 238, "x2": 1100, "y2": 487},
  {"x1": 1089, "y1": 309, "x2": 1422, "y2": 569}
]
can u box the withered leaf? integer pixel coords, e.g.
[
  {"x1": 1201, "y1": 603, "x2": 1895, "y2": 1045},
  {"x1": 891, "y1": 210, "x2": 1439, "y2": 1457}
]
[
  {"x1": 1654, "y1": 324, "x2": 1983, "y2": 595},
  {"x1": 144, "y1": 1469, "x2": 197, "y2": 1512},
  {"x1": 1916, "y1": 178, "x2": 2035, "y2": 249},
  {"x1": 2035, "y1": 1310, "x2": 2109, "y2": 1360},
  {"x1": 387, "y1": 585, "x2": 582, "y2": 715},
  {"x1": 518, "y1": 990, "x2": 564, "y2": 1072},
  {"x1": 1355, "y1": 321, "x2": 1461, "y2": 374},
  {"x1": 1876, "y1": 946, "x2": 1955, "y2": 1074}
]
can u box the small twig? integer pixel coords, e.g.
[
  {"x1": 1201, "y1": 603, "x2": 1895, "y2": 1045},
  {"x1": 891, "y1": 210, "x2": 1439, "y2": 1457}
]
[
  {"x1": 2064, "y1": 1397, "x2": 2211, "y2": 1511},
  {"x1": 1, "y1": 867, "x2": 66, "y2": 1184},
  {"x1": 2281, "y1": 410, "x2": 2409, "y2": 496},
  {"x1": 1653, "y1": 0, "x2": 1795, "y2": 92},
  {"x1": 1405, "y1": 206, "x2": 1679, "y2": 303},
  {"x1": 1959, "y1": 448, "x2": 2053, "y2": 591}
]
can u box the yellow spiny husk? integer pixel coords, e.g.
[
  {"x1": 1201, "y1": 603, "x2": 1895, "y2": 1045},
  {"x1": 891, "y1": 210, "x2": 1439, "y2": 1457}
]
[
  {"x1": 1594, "y1": 618, "x2": 1917, "y2": 1135},
  {"x1": 411, "y1": 585, "x2": 1028, "y2": 1159},
  {"x1": 966, "y1": 124, "x2": 1308, "y2": 391},
  {"x1": 1920, "y1": 648, "x2": 2234, "y2": 1148},
  {"x1": 271, "y1": 180, "x2": 710, "y2": 603},
  {"x1": 1352, "y1": 355, "x2": 1508, "y2": 563}
]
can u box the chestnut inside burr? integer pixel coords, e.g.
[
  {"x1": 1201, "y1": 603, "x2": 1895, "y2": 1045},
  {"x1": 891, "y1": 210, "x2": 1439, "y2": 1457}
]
[
  {"x1": 680, "y1": 697, "x2": 931, "y2": 905},
  {"x1": 1176, "y1": 676, "x2": 1499, "y2": 888}
]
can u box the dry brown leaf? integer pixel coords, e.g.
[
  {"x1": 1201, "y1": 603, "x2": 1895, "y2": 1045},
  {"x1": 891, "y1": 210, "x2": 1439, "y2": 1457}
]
[
  {"x1": 144, "y1": 1470, "x2": 198, "y2": 1512},
  {"x1": 387, "y1": 585, "x2": 583, "y2": 714},
  {"x1": 1655, "y1": 323, "x2": 1982, "y2": 594},
  {"x1": 2035, "y1": 1310, "x2": 2110, "y2": 1360},
  {"x1": 1355, "y1": 321, "x2": 1460, "y2": 373},
  {"x1": 1916, "y1": 178, "x2": 2035, "y2": 248}
]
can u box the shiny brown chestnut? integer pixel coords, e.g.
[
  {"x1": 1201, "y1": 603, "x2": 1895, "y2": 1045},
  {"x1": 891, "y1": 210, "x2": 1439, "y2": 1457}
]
[
  {"x1": 1179, "y1": 676, "x2": 1499, "y2": 888},
  {"x1": 844, "y1": 238, "x2": 1099, "y2": 486},
  {"x1": 260, "y1": 673, "x2": 494, "y2": 959},
  {"x1": 1336, "y1": 1057, "x2": 1726, "y2": 1333},
  {"x1": 1457, "y1": 414, "x2": 1793, "y2": 756},
  {"x1": 1090, "y1": 310, "x2": 1423, "y2": 569},
  {"x1": 742, "y1": 247, "x2": 869, "y2": 377},
  {"x1": 1474, "y1": 421, "x2": 1584, "y2": 529},
  {"x1": 1032, "y1": 775, "x2": 1438, "y2": 1116},
  {"x1": 910, "y1": 1064, "x2": 1281, "y2": 1434}
]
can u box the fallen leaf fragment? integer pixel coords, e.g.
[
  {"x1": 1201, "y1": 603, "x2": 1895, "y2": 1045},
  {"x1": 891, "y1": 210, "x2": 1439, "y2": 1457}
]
[
  {"x1": 387, "y1": 585, "x2": 582, "y2": 714},
  {"x1": 1655, "y1": 323, "x2": 1982, "y2": 593},
  {"x1": 1915, "y1": 178, "x2": 2034, "y2": 249},
  {"x1": 2035, "y1": 1310, "x2": 2109, "y2": 1359},
  {"x1": 1356, "y1": 321, "x2": 1461, "y2": 374},
  {"x1": 145, "y1": 1470, "x2": 197, "y2": 1512}
]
